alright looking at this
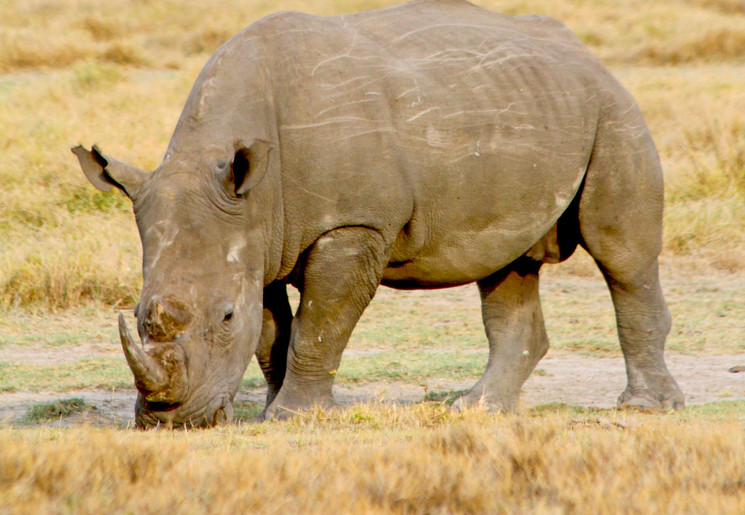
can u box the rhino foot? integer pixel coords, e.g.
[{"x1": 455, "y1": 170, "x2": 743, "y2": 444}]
[
  {"x1": 258, "y1": 404, "x2": 297, "y2": 422},
  {"x1": 449, "y1": 390, "x2": 519, "y2": 414},
  {"x1": 617, "y1": 360, "x2": 685, "y2": 411},
  {"x1": 617, "y1": 387, "x2": 685, "y2": 411},
  {"x1": 260, "y1": 387, "x2": 336, "y2": 421}
]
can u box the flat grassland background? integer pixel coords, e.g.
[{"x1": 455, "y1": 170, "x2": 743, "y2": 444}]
[{"x1": 1, "y1": 0, "x2": 744, "y2": 512}]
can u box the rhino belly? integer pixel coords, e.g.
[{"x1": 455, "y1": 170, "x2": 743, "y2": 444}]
[
  {"x1": 381, "y1": 186, "x2": 579, "y2": 288},
  {"x1": 381, "y1": 227, "x2": 542, "y2": 289}
]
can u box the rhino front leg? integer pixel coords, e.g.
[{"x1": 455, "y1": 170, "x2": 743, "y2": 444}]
[
  {"x1": 263, "y1": 227, "x2": 389, "y2": 420},
  {"x1": 255, "y1": 282, "x2": 293, "y2": 409},
  {"x1": 453, "y1": 258, "x2": 548, "y2": 412}
]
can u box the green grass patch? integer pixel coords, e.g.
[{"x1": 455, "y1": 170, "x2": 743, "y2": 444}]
[
  {"x1": 531, "y1": 400, "x2": 745, "y2": 422},
  {"x1": 240, "y1": 360, "x2": 265, "y2": 390},
  {"x1": 0, "y1": 359, "x2": 133, "y2": 393},
  {"x1": 673, "y1": 400, "x2": 745, "y2": 422},
  {"x1": 59, "y1": 186, "x2": 129, "y2": 215},
  {"x1": 232, "y1": 401, "x2": 263, "y2": 422},
  {"x1": 338, "y1": 350, "x2": 487, "y2": 384},
  {"x1": 22, "y1": 398, "x2": 94, "y2": 423},
  {"x1": 423, "y1": 389, "x2": 471, "y2": 405},
  {"x1": 0, "y1": 330, "x2": 113, "y2": 348},
  {"x1": 0, "y1": 308, "x2": 121, "y2": 349},
  {"x1": 350, "y1": 288, "x2": 485, "y2": 351}
]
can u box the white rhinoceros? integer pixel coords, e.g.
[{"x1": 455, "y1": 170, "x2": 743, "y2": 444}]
[{"x1": 73, "y1": 0, "x2": 683, "y2": 428}]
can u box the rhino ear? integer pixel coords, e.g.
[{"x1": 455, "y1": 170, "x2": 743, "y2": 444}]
[
  {"x1": 230, "y1": 139, "x2": 274, "y2": 196},
  {"x1": 71, "y1": 145, "x2": 149, "y2": 199}
]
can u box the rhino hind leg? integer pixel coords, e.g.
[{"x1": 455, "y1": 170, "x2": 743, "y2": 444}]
[
  {"x1": 578, "y1": 105, "x2": 684, "y2": 410},
  {"x1": 581, "y1": 228, "x2": 684, "y2": 409},
  {"x1": 262, "y1": 227, "x2": 389, "y2": 420},
  {"x1": 452, "y1": 257, "x2": 548, "y2": 412},
  {"x1": 600, "y1": 260, "x2": 684, "y2": 409}
]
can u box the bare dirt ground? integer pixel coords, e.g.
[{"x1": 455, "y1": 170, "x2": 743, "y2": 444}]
[{"x1": 2, "y1": 351, "x2": 743, "y2": 426}]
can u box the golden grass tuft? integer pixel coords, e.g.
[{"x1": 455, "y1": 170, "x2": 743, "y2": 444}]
[
  {"x1": 1, "y1": 406, "x2": 744, "y2": 513},
  {"x1": 691, "y1": 0, "x2": 745, "y2": 14},
  {"x1": 635, "y1": 28, "x2": 745, "y2": 64},
  {"x1": 679, "y1": 108, "x2": 745, "y2": 198}
]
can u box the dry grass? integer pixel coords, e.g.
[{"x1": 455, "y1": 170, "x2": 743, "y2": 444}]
[
  {"x1": 1, "y1": 404, "x2": 744, "y2": 513},
  {"x1": 2, "y1": 0, "x2": 744, "y2": 73},
  {"x1": 0, "y1": 0, "x2": 743, "y2": 309},
  {"x1": 622, "y1": 66, "x2": 745, "y2": 269},
  {"x1": 1, "y1": 3, "x2": 742, "y2": 508}
]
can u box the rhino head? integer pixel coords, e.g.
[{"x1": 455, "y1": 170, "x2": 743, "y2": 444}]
[{"x1": 72, "y1": 141, "x2": 273, "y2": 428}]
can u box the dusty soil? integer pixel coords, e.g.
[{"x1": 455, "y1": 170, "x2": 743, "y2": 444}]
[{"x1": 2, "y1": 351, "x2": 743, "y2": 426}]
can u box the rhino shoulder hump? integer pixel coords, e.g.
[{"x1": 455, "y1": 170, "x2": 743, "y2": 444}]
[
  {"x1": 515, "y1": 14, "x2": 584, "y2": 46},
  {"x1": 246, "y1": 9, "x2": 331, "y2": 37},
  {"x1": 516, "y1": 14, "x2": 567, "y2": 29}
]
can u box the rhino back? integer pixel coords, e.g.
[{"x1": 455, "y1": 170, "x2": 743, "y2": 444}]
[{"x1": 184, "y1": 0, "x2": 629, "y2": 285}]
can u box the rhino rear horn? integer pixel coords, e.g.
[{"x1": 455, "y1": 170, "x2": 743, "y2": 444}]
[
  {"x1": 72, "y1": 145, "x2": 150, "y2": 199},
  {"x1": 144, "y1": 295, "x2": 193, "y2": 343}
]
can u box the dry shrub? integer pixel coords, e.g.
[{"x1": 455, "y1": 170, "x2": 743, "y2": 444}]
[
  {"x1": 0, "y1": 209, "x2": 141, "y2": 309},
  {"x1": 78, "y1": 15, "x2": 123, "y2": 43},
  {"x1": 1, "y1": 409, "x2": 744, "y2": 513},
  {"x1": 679, "y1": 107, "x2": 745, "y2": 198},
  {"x1": 624, "y1": 66, "x2": 745, "y2": 268},
  {"x1": 663, "y1": 198, "x2": 745, "y2": 271},
  {"x1": 184, "y1": 25, "x2": 236, "y2": 55},
  {"x1": 99, "y1": 43, "x2": 149, "y2": 66},
  {"x1": 690, "y1": 0, "x2": 745, "y2": 14},
  {"x1": 0, "y1": 30, "x2": 96, "y2": 72},
  {"x1": 635, "y1": 28, "x2": 745, "y2": 64}
]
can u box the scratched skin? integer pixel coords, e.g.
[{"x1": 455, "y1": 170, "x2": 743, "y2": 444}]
[{"x1": 73, "y1": 0, "x2": 683, "y2": 428}]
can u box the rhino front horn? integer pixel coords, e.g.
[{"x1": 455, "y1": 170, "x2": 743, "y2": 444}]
[{"x1": 119, "y1": 313, "x2": 169, "y2": 397}]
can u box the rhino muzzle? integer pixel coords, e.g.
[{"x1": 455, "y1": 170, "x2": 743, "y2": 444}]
[
  {"x1": 119, "y1": 313, "x2": 188, "y2": 404},
  {"x1": 134, "y1": 393, "x2": 234, "y2": 429}
]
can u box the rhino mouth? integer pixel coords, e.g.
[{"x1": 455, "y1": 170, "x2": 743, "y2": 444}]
[
  {"x1": 135, "y1": 394, "x2": 234, "y2": 429},
  {"x1": 119, "y1": 313, "x2": 235, "y2": 429}
]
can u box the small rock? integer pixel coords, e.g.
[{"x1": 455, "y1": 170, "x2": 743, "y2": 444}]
[{"x1": 729, "y1": 365, "x2": 745, "y2": 373}]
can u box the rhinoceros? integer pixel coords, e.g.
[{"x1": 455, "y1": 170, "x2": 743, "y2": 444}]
[{"x1": 73, "y1": 0, "x2": 684, "y2": 428}]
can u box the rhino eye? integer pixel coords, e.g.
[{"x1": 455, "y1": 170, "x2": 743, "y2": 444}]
[
  {"x1": 216, "y1": 161, "x2": 228, "y2": 171},
  {"x1": 222, "y1": 310, "x2": 234, "y2": 323}
]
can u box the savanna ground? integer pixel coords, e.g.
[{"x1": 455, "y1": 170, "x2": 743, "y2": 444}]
[{"x1": 1, "y1": 0, "x2": 744, "y2": 512}]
